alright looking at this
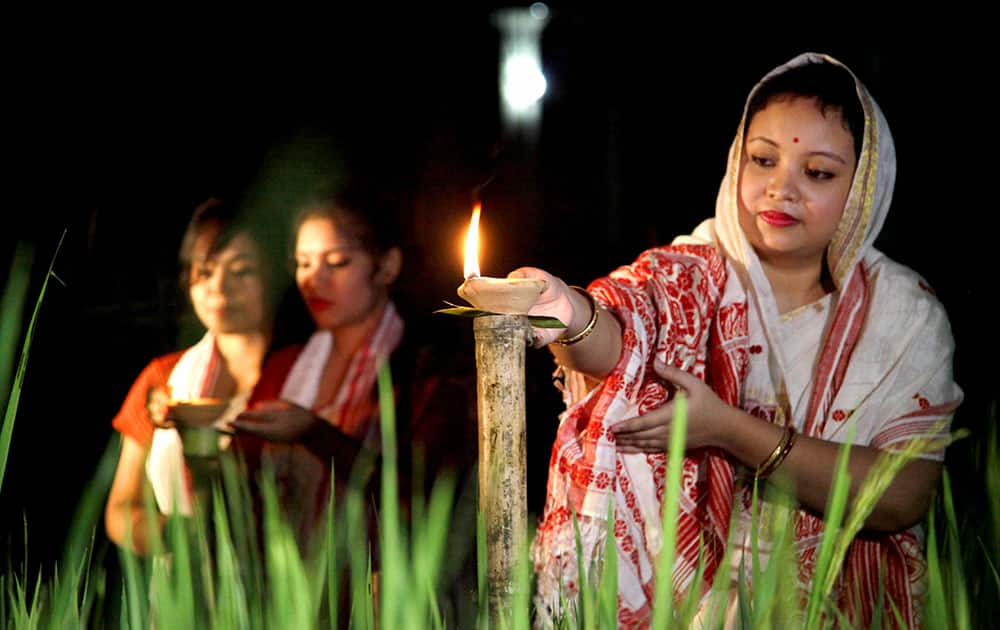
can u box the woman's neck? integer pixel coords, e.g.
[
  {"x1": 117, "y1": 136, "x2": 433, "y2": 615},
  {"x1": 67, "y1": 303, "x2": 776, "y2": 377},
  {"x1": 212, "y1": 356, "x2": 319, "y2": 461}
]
[
  {"x1": 759, "y1": 256, "x2": 829, "y2": 315},
  {"x1": 214, "y1": 331, "x2": 270, "y2": 392},
  {"x1": 331, "y1": 299, "x2": 388, "y2": 361}
]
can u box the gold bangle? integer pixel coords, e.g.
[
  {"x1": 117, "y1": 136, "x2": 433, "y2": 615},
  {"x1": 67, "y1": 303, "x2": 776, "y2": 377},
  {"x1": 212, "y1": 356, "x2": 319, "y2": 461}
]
[
  {"x1": 755, "y1": 428, "x2": 788, "y2": 478},
  {"x1": 555, "y1": 286, "x2": 600, "y2": 346},
  {"x1": 756, "y1": 426, "x2": 797, "y2": 479},
  {"x1": 773, "y1": 428, "x2": 799, "y2": 475}
]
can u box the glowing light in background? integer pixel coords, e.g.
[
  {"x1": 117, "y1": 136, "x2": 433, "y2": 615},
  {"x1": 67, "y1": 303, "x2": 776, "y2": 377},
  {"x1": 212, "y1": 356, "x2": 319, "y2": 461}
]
[
  {"x1": 502, "y1": 54, "x2": 547, "y2": 111},
  {"x1": 493, "y1": 4, "x2": 550, "y2": 138}
]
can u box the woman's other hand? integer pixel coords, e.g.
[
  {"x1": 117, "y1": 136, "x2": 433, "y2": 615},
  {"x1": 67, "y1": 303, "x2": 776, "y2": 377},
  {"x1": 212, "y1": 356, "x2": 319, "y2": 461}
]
[
  {"x1": 232, "y1": 400, "x2": 318, "y2": 442},
  {"x1": 613, "y1": 361, "x2": 732, "y2": 453},
  {"x1": 147, "y1": 385, "x2": 175, "y2": 429}
]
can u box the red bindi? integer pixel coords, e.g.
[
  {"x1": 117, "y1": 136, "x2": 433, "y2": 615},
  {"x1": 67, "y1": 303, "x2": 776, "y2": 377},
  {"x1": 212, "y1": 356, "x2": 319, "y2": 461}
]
[{"x1": 793, "y1": 137, "x2": 799, "y2": 143}]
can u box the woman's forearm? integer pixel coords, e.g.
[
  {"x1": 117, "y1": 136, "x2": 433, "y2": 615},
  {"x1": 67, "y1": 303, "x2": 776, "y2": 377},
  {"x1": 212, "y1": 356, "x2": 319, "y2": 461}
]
[
  {"x1": 716, "y1": 407, "x2": 940, "y2": 532},
  {"x1": 106, "y1": 502, "x2": 167, "y2": 555},
  {"x1": 549, "y1": 289, "x2": 623, "y2": 379}
]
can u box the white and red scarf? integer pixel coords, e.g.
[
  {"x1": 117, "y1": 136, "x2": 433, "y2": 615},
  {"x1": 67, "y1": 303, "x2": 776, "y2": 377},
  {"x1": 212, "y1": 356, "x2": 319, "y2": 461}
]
[
  {"x1": 532, "y1": 53, "x2": 962, "y2": 628},
  {"x1": 264, "y1": 302, "x2": 404, "y2": 545},
  {"x1": 279, "y1": 301, "x2": 404, "y2": 438},
  {"x1": 146, "y1": 333, "x2": 248, "y2": 515}
]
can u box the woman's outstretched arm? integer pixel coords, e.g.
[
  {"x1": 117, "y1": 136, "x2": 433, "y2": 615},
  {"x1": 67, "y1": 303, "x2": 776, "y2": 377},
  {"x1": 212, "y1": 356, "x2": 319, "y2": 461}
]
[{"x1": 511, "y1": 267, "x2": 623, "y2": 379}]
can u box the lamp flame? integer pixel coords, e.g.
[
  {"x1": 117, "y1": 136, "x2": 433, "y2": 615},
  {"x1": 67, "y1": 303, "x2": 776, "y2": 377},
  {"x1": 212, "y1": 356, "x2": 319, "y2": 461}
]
[{"x1": 463, "y1": 203, "x2": 481, "y2": 279}]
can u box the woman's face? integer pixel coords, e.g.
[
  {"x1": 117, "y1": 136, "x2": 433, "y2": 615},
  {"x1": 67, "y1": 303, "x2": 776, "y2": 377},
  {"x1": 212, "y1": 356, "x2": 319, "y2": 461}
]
[
  {"x1": 294, "y1": 216, "x2": 393, "y2": 332},
  {"x1": 738, "y1": 96, "x2": 857, "y2": 269},
  {"x1": 189, "y1": 231, "x2": 268, "y2": 335}
]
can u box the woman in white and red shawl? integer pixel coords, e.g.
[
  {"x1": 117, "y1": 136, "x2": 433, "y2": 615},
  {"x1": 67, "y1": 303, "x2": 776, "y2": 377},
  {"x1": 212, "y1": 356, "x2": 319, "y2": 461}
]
[
  {"x1": 516, "y1": 53, "x2": 961, "y2": 628},
  {"x1": 106, "y1": 199, "x2": 278, "y2": 555},
  {"x1": 232, "y1": 182, "x2": 477, "y2": 552}
]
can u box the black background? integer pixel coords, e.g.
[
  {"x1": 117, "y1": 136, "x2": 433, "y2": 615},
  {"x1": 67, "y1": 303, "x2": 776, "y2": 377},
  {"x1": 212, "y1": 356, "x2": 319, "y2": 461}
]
[{"x1": 2, "y1": 7, "x2": 994, "y2": 575}]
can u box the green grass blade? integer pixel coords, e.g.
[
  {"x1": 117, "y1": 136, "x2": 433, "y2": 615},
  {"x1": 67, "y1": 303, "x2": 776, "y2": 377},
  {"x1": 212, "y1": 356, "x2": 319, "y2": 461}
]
[
  {"x1": 219, "y1": 450, "x2": 266, "y2": 626},
  {"x1": 325, "y1": 466, "x2": 338, "y2": 629},
  {"x1": 982, "y1": 407, "x2": 1000, "y2": 615},
  {"x1": 376, "y1": 361, "x2": 405, "y2": 629},
  {"x1": 212, "y1": 482, "x2": 250, "y2": 630},
  {"x1": 978, "y1": 536, "x2": 1000, "y2": 593},
  {"x1": 941, "y1": 469, "x2": 971, "y2": 629},
  {"x1": 598, "y1": 498, "x2": 618, "y2": 629},
  {"x1": 414, "y1": 472, "x2": 457, "y2": 630},
  {"x1": 0, "y1": 242, "x2": 32, "y2": 416},
  {"x1": 804, "y1": 424, "x2": 855, "y2": 627},
  {"x1": 699, "y1": 505, "x2": 741, "y2": 630},
  {"x1": 570, "y1": 506, "x2": 594, "y2": 630},
  {"x1": 258, "y1": 466, "x2": 312, "y2": 629},
  {"x1": 2, "y1": 232, "x2": 66, "y2": 493},
  {"x1": 118, "y1": 545, "x2": 148, "y2": 628},
  {"x1": 60, "y1": 434, "x2": 121, "y2": 570},
  {"x1": 650, "y1": 392, "x2": 687, "y2": 629},
  {"x1": 676, "y1": 537, "x2": 707, "y2": 628},
  {"x1": 346, "y1": 483, "x2": 373, "y2": 630},
  {"x1": 753, "y1": 483, "x2": 797, "y2": 628}
]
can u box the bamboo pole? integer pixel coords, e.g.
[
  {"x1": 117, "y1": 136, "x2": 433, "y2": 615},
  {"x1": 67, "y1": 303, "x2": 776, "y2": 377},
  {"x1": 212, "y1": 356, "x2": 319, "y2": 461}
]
[{"x1": 473, "y1": 314, "x2": 530, "y2": 626}]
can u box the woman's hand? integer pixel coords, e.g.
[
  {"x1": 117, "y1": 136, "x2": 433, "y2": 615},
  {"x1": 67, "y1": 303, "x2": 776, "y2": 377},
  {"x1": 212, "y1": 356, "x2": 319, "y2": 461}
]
[
  {"x1": 613, "y1": 361, "x2": 733, "y2": 453},
  {"x1": 508, "y1": 267, "x2": 576, "y2": 348},
  {"x1": 147, "y1": 385, "x2": 175, "y2": 429},
  {"x1": 232, "y1": 400, "x2": 318, "y2": 442}
]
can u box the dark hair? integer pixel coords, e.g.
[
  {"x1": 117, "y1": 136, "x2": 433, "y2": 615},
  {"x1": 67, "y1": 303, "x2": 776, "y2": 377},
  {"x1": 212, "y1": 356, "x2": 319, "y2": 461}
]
[
  {"x1": 291, "y1": 179, "x2": 404, "y2": 258},
  {"x1": 745, "y1": 61, "x2": 864, "y2": 160},
  {"x1": 178, "y1": 198, "x2": 280, "y2": 310}
]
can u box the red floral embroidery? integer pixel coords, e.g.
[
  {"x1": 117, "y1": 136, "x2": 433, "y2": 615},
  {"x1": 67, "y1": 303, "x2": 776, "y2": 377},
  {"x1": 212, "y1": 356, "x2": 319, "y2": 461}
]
[
  {"x1": 622, "y1": 329, "x2": 637, "y2": 350},
  {"x1": 556, "y1": 508, "x2": 569, "y2": 526},
  {"x1": 749, "y1": 344, "x2": 763, "y2": 354},
  {"x1": 595, "y1": 472, "x2": 611, "y2": 489},
  {"x1": 625, "y1": 492, "x2": 636, "y2": 508},
  {"x1": 913, "y1": 393, "x2": 931, "y2": 409},
  {"x1": 678, "y1": 268, "x2": 694, "y2": 291},
  {"x1": 620, "y1": 534, "x2": 635, "y2": 553},
  {"x1": 615, "y1": 519, "x2": 627, "y2": 538},
  {"x1": 832, "y1": 409, "x2": 846, "y2": 422}
]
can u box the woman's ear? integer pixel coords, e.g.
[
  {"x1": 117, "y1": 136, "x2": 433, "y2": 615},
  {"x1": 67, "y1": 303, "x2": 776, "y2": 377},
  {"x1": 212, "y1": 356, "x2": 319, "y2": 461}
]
[{"x1": 375, "y1": 247, "x2": 402, "y2": 286}]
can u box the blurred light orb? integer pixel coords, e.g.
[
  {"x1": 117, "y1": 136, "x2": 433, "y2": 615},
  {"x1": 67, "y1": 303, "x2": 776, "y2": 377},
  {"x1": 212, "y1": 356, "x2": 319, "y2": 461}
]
[
  {"x1": 529, "y1": 3, "x2": 549, "y2": 19},
  {"x1": 502, "y1": 54, "x2": 547, "y2": 111}
]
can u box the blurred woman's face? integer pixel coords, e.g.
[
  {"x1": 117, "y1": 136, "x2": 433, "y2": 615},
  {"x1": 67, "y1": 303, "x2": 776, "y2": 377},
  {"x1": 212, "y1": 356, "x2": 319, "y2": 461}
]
[
  {"x1": 188, "y1": 231, "x2": 267, "y2": 335},
  {"x1": 294, "y1": 216, "x2": 391, "y2": 332}
]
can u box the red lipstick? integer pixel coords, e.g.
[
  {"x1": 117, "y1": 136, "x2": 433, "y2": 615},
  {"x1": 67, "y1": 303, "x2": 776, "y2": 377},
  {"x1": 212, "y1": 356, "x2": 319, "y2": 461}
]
[
  {"x1": 759, "y1": 211, "x2": 799, "y2": 227},
  {"x1": 306, "y1": 297, "x2": 333, "y2": 312}
]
